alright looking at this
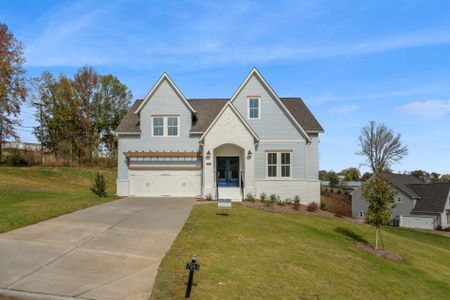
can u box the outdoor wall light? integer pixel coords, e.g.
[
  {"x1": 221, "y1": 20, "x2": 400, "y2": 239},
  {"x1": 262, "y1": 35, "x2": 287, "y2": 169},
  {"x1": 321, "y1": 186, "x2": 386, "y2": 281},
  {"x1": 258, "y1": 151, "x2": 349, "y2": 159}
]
[
  {"x1": 247, "y1": 150, "x2": 253, "y2": 158},
  {"x1": 206, "y1": 150, "x2": 211, "y2": 160}
]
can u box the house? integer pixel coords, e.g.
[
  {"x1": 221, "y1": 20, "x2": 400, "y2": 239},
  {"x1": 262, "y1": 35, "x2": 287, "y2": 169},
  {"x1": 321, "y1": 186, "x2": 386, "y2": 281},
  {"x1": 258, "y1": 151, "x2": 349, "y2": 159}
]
[
  {"x1": 2, "y1": 139, "x2": 42, "y2": 152},
  {"x1": 352, "y1": 172, "x2": 450, "y2": 229},
  {"x1": 115, "y1": 68, "x2": 324, "y2": 203}
]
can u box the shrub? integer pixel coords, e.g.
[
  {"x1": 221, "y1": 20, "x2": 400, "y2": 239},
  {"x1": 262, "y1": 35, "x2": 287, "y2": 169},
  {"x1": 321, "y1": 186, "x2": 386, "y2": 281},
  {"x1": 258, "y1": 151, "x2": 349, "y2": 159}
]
[
  {"x1": 245, "y1": 193, "x2": 256, "y2": 202},
  {"x1": 8, "y1": 149, "x2": 30, "y2": 167},
  {"x1": 269, "y1": 193, "x2": 277, "y2": 202},
  {"x1": 306, "y1": 202, "x2": 319, "y2": 212},
  {"x1": 443, "y1": 227, "x2": 450, "y2": 232},
  {"x1": 292, "y1": 196, "x2": 300, "y2": 210},
  {"x1": 205, "y1": 193, "x2": 213, "y2": 201},
  {"x1": 285, "y1": 198, "x2": 292, "y2": 204},
  {"x1": 91, "y1": 171, "x2": 107, "y2": 197},
  {"x1": 436, "y1": 225, "x2": 443, "y2": 231},
  {"x1": 260, "y1": 193, "x2": 267, "y2": 202},
  {"x1": 337, "y1": 189, "x2": 342, "y2": 195},
  {"x1": 277, "y1": 198, "x2": 286, "y2": 206},
  {"x1": 320, "y1": 202, "x2": 327, "y2": 210}
]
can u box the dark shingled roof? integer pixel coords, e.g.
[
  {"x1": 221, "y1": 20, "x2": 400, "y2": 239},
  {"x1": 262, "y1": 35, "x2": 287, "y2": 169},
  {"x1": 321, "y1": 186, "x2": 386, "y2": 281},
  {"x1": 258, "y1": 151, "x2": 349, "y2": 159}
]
[
  {"x1": 115, "y1": 99, "x2": 142, "y2": 133},
  {"x1": 408, "y1": 183, "x2": 450, "y2": 213},
  {"x1": 188, "y1": 99, "x2": 229, "y2": 132},
  {"x1": 382, "y1": 172, "x2": 424, "y2": 198},
  {"x1": 115, "y1": 97, "x2": 324, "y2": 134}
]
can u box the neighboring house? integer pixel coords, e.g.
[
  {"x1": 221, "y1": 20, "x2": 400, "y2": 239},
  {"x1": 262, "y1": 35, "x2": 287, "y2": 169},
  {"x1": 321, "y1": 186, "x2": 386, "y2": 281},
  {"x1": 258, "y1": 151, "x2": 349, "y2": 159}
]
[
  {"x1": 321, "y1": 180, "x2": 361, "y2": 191},
  {"x1": 2, "y1": 140, "x2": 42, "y2": 152},
  {"x1": 352, "y1": 172, "x2": 450, "y2": 229},
  {"x1": 115, "y1": 68, "x2": 324, "y2": 203}
]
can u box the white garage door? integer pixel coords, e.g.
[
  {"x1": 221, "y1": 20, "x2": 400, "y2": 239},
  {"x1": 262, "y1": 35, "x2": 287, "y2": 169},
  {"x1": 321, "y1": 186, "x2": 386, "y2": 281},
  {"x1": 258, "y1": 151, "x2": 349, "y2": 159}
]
[
  {"x1": 401, "y1": 216, "x2": 436, "y2": 230},
  {"x1": 130, "y1": 170, "x2": 201, "y2": 197}
]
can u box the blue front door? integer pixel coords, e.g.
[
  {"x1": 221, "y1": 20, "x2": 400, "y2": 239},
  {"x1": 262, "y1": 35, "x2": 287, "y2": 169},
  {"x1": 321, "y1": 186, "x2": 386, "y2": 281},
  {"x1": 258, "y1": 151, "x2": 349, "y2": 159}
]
[{"x1": 216, "y1": 157, "x2": 239, "y2": 187}]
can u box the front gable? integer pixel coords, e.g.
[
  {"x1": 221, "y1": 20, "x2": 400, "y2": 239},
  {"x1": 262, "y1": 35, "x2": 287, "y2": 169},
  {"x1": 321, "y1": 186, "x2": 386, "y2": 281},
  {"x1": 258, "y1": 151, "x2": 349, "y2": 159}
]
[
  {"x1": 137, "y1": 75, "x2": 195, "y2": 140},
  {"x1": 231, "y1": 68, "x2": 311, "y2": 142},
  {"x1": 200, "y1": 103, "x2": 258, "y2": 148}
]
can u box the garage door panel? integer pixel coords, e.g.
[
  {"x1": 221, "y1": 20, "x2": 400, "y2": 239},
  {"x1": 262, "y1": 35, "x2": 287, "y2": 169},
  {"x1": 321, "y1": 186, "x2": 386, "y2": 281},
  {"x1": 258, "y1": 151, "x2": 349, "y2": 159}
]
[
  {"x1": 401, "y1": 216, "x2": 435, "y2": 230},
  {"x1": 130, "y1": 170, "x2": 201, "y2": 197}
]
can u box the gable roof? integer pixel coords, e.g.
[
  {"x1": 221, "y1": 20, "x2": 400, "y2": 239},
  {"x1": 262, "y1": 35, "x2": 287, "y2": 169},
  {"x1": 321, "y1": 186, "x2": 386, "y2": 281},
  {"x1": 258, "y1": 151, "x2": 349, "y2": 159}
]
[
  {"x1": 408, "y1": 183, "x2": 450, "y2": 213},
  {"x1": 188, "y1": 99, "x2": 229, "y2": 133},
  {"x1": 230, "y1": 68, "x2": 312, "y2": 142},
  {"x1": 115, "y1": 99, "x2": 142, "y2": 133},
  {"x1": 382, "y1": 172, "x2": 424, "y2": 198},
  {"x1": 134, "y1": 73, "x2": 196, "y2": 114},
  {"x1": 115, "y1": 97, "x2": 323, "y2": 134},
  {"x1": 199, "y1": 102, "x2": 259, "y2": 142}
]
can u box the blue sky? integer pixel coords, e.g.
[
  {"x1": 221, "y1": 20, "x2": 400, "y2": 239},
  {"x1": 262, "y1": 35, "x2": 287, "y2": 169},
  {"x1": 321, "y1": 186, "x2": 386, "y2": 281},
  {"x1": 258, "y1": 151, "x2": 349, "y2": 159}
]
[{"x1": 1, "y1": 0, "x2": 450, "y2": 174}]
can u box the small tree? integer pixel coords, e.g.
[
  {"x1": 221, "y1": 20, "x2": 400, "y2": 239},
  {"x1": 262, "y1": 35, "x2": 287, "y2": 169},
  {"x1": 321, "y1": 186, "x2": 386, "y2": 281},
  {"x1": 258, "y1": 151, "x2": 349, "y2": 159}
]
[
  {"x1": 362, "y1": 174, "x2": 395, "y2": 250},
  {"x1": 91, "y1": 171, "x2": 107, "y2": 197},
  {"x1": 328, "y1": 171, "x2": 339, "y2": 187}
]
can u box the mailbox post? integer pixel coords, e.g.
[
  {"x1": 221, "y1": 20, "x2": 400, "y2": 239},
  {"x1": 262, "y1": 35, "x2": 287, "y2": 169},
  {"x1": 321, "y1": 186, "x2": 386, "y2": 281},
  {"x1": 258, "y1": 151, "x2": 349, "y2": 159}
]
[{"x1": 185, "y1": 254, "x2": 200, "y2": 298}]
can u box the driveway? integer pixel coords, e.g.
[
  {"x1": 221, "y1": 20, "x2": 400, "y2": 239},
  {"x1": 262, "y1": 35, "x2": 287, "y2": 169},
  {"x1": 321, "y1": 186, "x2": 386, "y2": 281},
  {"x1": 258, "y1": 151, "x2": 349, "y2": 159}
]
[{"x1": 0, "y1": 197, "x2": 195, "y2": 300}]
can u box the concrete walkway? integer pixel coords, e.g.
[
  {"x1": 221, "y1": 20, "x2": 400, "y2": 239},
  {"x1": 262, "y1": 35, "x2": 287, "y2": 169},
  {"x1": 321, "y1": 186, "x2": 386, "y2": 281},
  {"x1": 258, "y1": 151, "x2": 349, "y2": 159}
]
[{"x1": 0, "y1": 197, "x2": 195, "y2": 300}]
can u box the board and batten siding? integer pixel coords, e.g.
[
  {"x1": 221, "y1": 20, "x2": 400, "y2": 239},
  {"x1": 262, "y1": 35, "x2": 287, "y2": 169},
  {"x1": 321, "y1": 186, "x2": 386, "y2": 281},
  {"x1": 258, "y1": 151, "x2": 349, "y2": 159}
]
[
  {"x1": 232, "y1": 75, "x2": 304, "y2": 140},
  {"x1": 117, "y1": 79, "x2": 200, "y2": 181}
]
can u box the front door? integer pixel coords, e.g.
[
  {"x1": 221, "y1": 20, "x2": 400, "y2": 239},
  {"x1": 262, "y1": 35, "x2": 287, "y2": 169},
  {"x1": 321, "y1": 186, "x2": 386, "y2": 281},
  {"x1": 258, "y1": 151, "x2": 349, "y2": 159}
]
[{"x1": 216, "y1": 157, "x2": 239, "y2": 187}]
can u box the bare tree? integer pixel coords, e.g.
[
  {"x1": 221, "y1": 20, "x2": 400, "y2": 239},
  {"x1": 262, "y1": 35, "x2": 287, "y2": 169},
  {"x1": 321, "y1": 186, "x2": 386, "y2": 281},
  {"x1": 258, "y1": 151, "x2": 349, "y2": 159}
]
[
  {"x1": 357, "y1": 121, "x2": 408, "y2": 174},
  {"x1": 0, "y1": 23, "x2": 27, "y2": 164}
]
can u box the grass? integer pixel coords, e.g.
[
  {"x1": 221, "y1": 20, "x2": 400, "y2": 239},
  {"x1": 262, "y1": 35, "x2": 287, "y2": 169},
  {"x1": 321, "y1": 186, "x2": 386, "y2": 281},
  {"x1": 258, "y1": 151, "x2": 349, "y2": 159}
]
[
  {"x1": 152, "y1": 203, "x2": 450, "y2": 299},
  {"x1": 0, "y1": 166, "x2": 117, "y2": 233}
]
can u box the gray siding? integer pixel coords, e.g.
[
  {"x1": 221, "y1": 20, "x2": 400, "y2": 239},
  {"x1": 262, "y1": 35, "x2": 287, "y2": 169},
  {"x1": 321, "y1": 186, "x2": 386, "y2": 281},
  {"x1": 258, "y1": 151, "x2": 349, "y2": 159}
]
[
  {"x1": 117, "y1": 79, "x2": 200, "y2": 180},
  {"x1": 232, "y1": 75, "x2": 303, "y2": 140},
  {"x1": 352, "y1": 185, "x2": 416, "y2": 223},
  {"x1": 255, "y1": 142, "x2": 306, "y2": 179}
]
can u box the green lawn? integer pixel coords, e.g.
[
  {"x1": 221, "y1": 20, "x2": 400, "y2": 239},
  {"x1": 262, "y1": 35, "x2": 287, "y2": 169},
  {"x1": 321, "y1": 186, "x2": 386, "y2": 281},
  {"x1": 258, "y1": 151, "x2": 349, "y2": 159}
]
[
  {"x1": 0, "y1": 166, "x2": 117, "y2": 233},
  {"x1": 152, "y1": 203, "x2": 450, "y2": 299}
]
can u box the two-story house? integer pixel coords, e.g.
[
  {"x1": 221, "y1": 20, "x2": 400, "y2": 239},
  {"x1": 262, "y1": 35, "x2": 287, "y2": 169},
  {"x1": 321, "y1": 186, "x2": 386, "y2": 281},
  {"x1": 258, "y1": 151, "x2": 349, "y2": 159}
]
[{"x1": 115, "y1": 68, "x2": 324, "y2": 203}]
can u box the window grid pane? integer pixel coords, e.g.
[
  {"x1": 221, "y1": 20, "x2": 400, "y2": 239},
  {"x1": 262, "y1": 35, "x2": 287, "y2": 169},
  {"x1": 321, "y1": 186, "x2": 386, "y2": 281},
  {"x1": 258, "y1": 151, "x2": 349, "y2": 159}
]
[
  {"x1": 168, "y1": 126, "x2": 178, "y2": 136},
  {"x1": 281, "y1": 152, "x2": 291, "y2": 177},
  {"x1": 153, "y1": 117, "x2": 164, "y2": 136},
  {"x1": 249, "y1": 98, "x2": 259, "y2": 118},
  {"x1": 168, "y1": 117, "x2": 178, "y2": 126},
  {"x1": 267, "y1": 153, "x2": 277, "y2": 177}
]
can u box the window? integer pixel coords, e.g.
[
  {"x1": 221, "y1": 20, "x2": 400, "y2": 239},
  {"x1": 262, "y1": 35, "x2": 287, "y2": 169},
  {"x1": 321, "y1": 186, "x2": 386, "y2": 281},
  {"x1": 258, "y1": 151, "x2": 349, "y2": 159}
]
[
  {"x1": 267, "y1": 153, "x2": 277, "y2": 177},
  {"x1": 152, "y1": 116, "x2": 179, "y2": 137},
  {"x1": 397, "y1": 194, "x2": 402, "y2": 203},
  {"x1": 248, "y1": 98, "x2": 260, "y2": 119},
  {"x1": 281, "y1": 153, "x2": 291, "y2": 177},
  {"x1": 359, "y1": 210, "x2": 365, "y2": 218},
  {"x1": 167, "y1": 117, "x2": 178, "y2": 136},
  {"x1": 153, "y1": 117, "x2": 164, "y2": 136},
  {"x1": 266, "y1": 151, "x2": 292, "y2": 178}
]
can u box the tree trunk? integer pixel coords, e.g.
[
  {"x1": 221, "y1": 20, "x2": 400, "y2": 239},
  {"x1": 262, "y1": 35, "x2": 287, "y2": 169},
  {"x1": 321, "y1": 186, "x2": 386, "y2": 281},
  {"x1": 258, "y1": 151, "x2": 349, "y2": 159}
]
[{"x1": 375, "y1": 227, "x2": 379, "y2": 250}]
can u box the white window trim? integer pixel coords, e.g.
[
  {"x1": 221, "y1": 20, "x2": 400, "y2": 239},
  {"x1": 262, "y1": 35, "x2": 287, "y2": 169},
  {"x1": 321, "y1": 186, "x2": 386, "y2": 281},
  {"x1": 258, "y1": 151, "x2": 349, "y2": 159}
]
[
  {"x1": 151, "y1": 115, "x2": 180, "y2": 137},
  {"x1": 247, "y1": 97, "x2": 261, "y2": 120},
  {"x1": 265, "y1": 151, "x2": 293, "y2": 179}
]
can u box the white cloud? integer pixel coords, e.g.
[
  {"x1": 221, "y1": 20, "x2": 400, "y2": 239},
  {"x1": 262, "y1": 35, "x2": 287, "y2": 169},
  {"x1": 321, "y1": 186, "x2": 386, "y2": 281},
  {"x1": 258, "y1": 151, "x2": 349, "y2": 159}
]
[
  {"x1": 399, "y1": 99, "x2": 450, "y2": 118},
  {"x1": 330, "y1": 105, "x2": 361, "y2": 114}
]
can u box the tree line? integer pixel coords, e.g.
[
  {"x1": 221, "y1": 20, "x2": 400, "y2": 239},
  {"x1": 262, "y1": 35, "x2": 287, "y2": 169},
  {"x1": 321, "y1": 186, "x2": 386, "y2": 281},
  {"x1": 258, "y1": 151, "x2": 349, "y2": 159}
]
[{"x1": 0, "y1": 22, "x2": 131, "y2": 165}]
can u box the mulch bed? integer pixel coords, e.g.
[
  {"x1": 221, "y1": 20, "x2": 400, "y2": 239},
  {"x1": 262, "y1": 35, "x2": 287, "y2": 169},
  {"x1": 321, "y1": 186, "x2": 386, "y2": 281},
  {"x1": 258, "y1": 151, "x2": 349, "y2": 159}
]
[
  {"x1": 243, "y1": 201, "x2": 337, "y2": 217},
  {"x1": 355, "y1": 242, "x2": 403, "y2": 262}
]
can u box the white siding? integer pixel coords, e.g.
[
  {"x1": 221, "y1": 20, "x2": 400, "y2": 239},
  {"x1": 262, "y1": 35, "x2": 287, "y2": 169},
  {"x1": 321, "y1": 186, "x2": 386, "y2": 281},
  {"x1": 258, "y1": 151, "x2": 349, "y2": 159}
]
[
  {"x1": 117, "y1": 79, "x2": 200, "y2": 182},
  {"x1": 232, "y1": 75, "x2": 304, "y2": 140}
]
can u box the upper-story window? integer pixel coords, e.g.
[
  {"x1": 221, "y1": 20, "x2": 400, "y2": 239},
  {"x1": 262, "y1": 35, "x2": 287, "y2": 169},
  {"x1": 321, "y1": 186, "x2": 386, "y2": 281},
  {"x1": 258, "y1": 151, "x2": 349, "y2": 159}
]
[
  {"x1": 267, "y1": 151, "x2": 292, "y2": 178},
  {"x1": 152, "y1": 115, "x2": 179, "y2": 137},
  {"x1": 248, "y1": 97, "x2": 260, "y2": 119},
  {"x1": 153, "y1": 117, "x2": 164, "y2": 136}
]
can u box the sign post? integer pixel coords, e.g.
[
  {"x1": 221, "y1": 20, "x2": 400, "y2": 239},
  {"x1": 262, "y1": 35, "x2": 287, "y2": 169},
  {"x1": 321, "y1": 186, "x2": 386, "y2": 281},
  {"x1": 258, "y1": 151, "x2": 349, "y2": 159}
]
[
  {"x1": 185, "y1": 254, "x2": 200, "y2": 298},
  {"x1": 218, "y1": 198, "x2": 232, "y2": 215}
]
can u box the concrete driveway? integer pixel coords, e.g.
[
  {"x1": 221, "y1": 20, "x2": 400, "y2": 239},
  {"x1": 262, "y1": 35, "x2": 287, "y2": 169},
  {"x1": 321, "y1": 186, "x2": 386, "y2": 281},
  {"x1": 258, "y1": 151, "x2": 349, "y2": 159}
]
[{"x1": 0, "y1": 197, "x2": 195, "y2": 300}]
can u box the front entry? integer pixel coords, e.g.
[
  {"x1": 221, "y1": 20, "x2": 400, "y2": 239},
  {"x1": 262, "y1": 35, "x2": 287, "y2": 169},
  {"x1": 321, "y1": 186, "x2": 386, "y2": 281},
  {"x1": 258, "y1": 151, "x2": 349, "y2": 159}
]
[{"x1": 216, "y1": 157, "x2": 239, "y2": 187}]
